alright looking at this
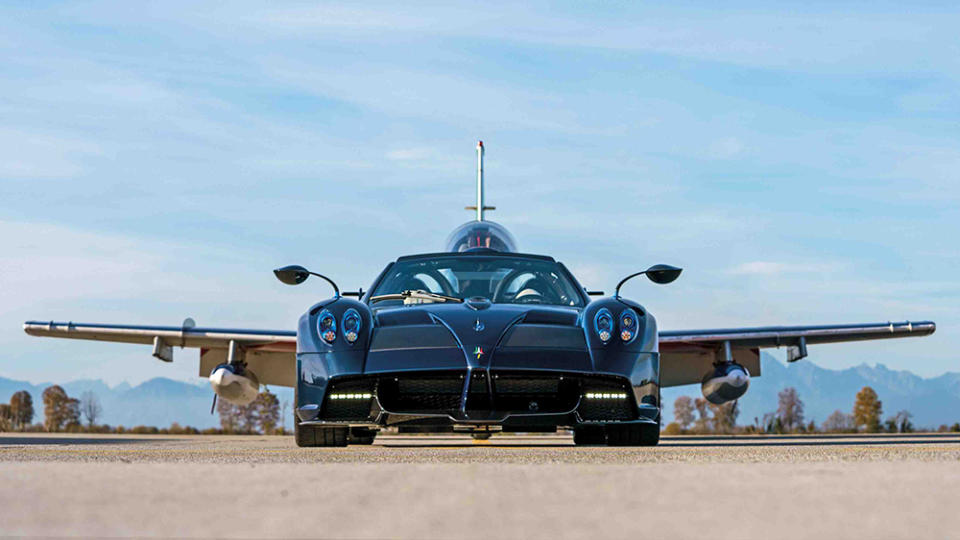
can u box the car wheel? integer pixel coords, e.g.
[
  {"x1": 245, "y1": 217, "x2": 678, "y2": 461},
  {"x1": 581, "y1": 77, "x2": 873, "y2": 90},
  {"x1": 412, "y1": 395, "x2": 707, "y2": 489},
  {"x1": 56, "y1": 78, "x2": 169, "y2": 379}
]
[
  {"x1": 349, "y1": 427, "x2": 377, "y2": 445},
  {"x1": 295, "y1": 424, "x2": 349, "y2": 447},
  {"x1": 573, "y1": 426, "x2": 606, "y2": 445},
  {"x1": 605, "y1": 423, "x2": 660, "y2": 446}
]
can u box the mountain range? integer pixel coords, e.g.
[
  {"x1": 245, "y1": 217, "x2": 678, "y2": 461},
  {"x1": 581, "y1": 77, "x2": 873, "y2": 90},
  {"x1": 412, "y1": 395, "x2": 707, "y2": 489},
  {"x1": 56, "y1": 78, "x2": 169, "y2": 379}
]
[
  {"x1": 0, "y1": 376, "x2": 293, "y2": 429},
  {"x1": 663, "y1": 354, "x2": 960, "y2": 428},
  {"x1": 2, "y1": 354, "x2": 958, "y2": 429}
]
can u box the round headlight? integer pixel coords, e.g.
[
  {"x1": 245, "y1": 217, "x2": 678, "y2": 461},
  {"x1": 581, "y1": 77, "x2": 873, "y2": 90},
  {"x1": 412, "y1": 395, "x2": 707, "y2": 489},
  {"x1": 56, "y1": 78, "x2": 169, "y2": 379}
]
[
  {"x1": 594, "y1": 308, "x2": 614, "y2": 343},
  {"x1": 342, "y1": 309, "x2": 362, "y2": 344},
  {"x1": 318, "y1": 310, "x2": 337, "y2": 344},
  {"x1": 619, "y1": 309, "x2": 639, "y2": 343}
]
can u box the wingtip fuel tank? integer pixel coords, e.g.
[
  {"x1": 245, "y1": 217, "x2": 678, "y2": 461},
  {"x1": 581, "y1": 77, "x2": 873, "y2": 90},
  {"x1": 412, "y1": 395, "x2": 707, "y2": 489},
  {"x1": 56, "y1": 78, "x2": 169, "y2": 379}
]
[
  {"x1": 209, "y1": 363, "x2": 260, "y2": 406},
  {"x1": 701, "y1": 363, "x2": 751, "y2": 405}
]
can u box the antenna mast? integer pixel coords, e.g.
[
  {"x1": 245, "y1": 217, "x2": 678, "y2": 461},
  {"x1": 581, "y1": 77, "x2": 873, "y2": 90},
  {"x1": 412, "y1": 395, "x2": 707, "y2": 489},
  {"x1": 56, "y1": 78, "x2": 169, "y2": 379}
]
[{"x1": 466, "y1": 140, "x2": 495, "y2": 221}]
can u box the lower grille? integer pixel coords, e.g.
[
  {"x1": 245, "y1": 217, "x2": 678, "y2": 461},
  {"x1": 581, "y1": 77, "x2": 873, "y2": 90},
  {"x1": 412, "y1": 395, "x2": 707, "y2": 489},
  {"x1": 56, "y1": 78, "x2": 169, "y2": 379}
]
[
  {"x1": 491, "y1": 374, "x2": 578, "y2": 414},
  {"x1": 340, "y1": 371, "x2": 640, "y2": 420},
  {"x1": 378, "y1": 374, "x2": 464, "y2": 414},
  {"x1": 323, "y1": 378, "x2": 375, "y2": 421},
  {"x1": 577, "y1": 379, "x2": 637, "y2": 421}
]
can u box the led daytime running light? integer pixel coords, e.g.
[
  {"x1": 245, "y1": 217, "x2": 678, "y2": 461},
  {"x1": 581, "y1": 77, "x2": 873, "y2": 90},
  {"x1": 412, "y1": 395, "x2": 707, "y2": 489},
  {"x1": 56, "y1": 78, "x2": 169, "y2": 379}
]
[
  {"x1": 585, "y1": 392, "x2": 628, "y2": 399},
  {"x1": 329, "y1": 393, "x2": 372, "y2": 400}
]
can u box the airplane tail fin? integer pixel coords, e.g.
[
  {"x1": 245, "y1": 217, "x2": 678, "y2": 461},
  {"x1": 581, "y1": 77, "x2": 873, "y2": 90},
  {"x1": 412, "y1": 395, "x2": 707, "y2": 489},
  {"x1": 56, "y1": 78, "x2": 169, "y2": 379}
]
[
  {"x1": 464, "y1": 140, "x2": 496, "y2": 221},
  {"x1": 447, "y1": 141, "x2": 516, "y2": 252}
]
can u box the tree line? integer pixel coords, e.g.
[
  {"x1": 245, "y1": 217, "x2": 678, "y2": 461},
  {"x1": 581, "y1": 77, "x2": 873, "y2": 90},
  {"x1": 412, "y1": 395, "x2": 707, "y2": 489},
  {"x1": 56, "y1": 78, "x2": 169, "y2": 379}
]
[
  {"x1": 665, "y1": 385, "x2": 960, "y2": 435},
  {"x1": 0, "y1": 385, "x2": 288, "y2": 435}
]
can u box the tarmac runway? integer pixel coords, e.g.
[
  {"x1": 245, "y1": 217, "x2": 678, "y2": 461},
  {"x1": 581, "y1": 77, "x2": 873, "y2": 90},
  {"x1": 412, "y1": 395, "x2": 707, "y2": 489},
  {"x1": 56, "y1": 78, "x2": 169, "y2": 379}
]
[{"x1": 2, "y1": 432, "x2": 959, "y2": 538}]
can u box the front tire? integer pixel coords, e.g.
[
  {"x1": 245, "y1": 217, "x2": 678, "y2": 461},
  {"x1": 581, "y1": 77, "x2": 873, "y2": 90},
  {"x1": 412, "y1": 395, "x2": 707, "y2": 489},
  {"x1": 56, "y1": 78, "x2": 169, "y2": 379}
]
[
  {"x1": 295, "y1": 423, "x2": 349, "y2": 447},
  {"x1": 349, "y1": 427, "x2": 377, "y2": 445},
  {"x1": 605, "y1": 423, "x2": 659, "y2": 446},
  {"x1": 573, "y1": 426, "x2": 606, "y2": 445}
]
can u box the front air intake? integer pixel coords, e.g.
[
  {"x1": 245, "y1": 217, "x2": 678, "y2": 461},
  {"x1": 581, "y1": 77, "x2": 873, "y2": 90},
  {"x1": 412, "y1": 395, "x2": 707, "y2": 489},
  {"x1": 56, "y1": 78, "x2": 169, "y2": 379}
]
[
  {"x1": 323, "y1": 378, "x2": 376, "y2": 421},
  {"x1": 577, "y1": 378, "x2": 637, "y2": 421},
  {"x1": 377, "y1": 373, "x2": 465, "y2": 414}
]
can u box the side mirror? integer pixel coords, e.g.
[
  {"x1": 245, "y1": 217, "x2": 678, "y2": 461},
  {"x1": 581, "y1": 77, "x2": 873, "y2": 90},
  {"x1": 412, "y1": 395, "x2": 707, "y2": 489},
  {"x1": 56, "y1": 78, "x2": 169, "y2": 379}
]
[
  {"x1": 645, "y1": 264, "x2": 683, "y2": 285},
  {"x1": 273, "y1": 265, "x2": 311, "y2": 285},
  {"x1": 273, "y1": 265, "x2": 341, "y2": 297},
  {"x1": 614, "y1": 264, "x2": 683, "y2": 298}
]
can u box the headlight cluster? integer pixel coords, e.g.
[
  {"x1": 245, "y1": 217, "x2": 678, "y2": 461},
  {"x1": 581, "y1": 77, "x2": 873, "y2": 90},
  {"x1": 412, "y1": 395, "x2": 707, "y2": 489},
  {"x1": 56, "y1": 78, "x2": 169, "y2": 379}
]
[
  {"x1": 594, "y1": 308, "x2": 614, "y2": 343},
  {"x1": 619, "y1": 309, "x2": 639, "y2": 343},
  {"x1": 318, "y1": 310, "x2": 337, "y2": 344},
  {"x1": 342, "y1": 309, "x2": 362, "y2": 344},
  {"x1": 595, "y1": 308, "x2": 640, "y2": 344},
  {"x1": 318, "y1": 308, "x2": 363, "y2": 345}
]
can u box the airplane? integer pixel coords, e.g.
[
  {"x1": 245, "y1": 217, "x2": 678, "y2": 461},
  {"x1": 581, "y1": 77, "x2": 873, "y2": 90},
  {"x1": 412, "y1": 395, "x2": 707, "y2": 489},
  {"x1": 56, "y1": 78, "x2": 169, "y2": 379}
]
[{"x1": 24, "y1": 141, "x2": 936, "y2": 446}]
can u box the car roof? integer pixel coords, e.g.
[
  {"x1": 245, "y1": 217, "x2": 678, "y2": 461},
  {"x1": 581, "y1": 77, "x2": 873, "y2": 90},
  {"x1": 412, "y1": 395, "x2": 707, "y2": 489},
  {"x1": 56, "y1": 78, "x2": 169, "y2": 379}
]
[{"x1": 396, "y1": 250, "x2": 556, "y2": 263}]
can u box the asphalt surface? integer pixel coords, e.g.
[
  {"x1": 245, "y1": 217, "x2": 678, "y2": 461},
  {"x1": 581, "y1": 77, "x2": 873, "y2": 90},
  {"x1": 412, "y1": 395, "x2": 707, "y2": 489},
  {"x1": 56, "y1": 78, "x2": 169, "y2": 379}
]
[{"x1": 2, "y1": 432, "x2": 960, "y2": 539}]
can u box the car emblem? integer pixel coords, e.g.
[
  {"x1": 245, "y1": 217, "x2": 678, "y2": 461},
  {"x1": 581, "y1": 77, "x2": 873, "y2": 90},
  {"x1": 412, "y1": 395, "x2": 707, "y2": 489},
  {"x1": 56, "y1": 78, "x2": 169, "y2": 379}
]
[
  {"x1": 473, "y1": 346, "x2": 484, "y2": 359},
  {"x1": 474, "y1": 318, "x2": 485, "y2": 332}
]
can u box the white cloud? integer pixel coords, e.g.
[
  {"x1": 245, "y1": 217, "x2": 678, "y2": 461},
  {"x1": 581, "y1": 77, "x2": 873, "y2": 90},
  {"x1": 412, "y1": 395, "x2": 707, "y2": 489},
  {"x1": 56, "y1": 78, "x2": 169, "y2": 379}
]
[
  {"x1": 727, "y1": 261, "x2": 845, "y2": 276},
  {"x1": 0, "y1": 220, "x2": 316, "y2": 385},
  {"x1": 707, "y1": 137, "x2": 745, "y2": 159},
  {"x1": 386, "y1": 148, "x2": 433, "y2": 161},
  {"x1": 729, "y1": 261, "x2": 789, "y2": 275},
  {"x1": 0, "y1": 128, "x2": 102, "y2": 179},
  {"x1": 109, "y1": 3, "x2": 960, "y2": 75}
]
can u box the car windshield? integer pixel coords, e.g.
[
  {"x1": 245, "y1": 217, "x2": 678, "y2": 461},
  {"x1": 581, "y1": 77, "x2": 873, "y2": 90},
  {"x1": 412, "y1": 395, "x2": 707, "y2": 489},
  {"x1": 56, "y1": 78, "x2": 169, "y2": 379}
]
[{"x1": 371, "y1": 256, "x2": 585, "y2": 307}]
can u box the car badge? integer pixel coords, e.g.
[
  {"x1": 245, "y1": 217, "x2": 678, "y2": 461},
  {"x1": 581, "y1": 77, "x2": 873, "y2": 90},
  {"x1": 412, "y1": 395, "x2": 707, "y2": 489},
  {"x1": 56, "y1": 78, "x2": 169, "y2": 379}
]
[
  {"x1": 473, "y1": 346, "x2": 484, "y2": 359},
  {"x1": 474, "y1": 319, "x2": 485, "y2": 332}
]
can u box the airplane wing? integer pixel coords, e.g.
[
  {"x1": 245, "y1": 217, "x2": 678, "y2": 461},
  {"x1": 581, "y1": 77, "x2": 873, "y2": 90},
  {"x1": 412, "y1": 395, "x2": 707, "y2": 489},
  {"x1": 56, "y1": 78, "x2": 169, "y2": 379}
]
[
  {"x1": 24, "y1": 319, "x2": 937, "y2": 390},
  {"x1": 658, "y1": 321, "x2": 936, "y2": 387},
  {"x1": 23, "y1": 321, "x2": 297, "y2": 387}
]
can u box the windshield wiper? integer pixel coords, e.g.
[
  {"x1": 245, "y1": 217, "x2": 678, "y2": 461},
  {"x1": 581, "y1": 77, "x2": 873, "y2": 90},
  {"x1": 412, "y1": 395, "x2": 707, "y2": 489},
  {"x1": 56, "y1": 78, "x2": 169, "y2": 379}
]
[{"x1": 370, "y1": 289, "x2": 464, "y2": 304}]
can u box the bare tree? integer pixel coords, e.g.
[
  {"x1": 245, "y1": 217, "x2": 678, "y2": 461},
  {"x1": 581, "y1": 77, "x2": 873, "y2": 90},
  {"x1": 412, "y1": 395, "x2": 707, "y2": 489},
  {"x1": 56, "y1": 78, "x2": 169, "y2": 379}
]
[
  {"x1": 709, "y1": 401, "x2": 739, "y2": 433},
  {"x1": 822, "y1": 410, "x2": 855, "y2": 432},
  {"x1": 238, "y1": 402, "x2": 259, "y2": 433},
  {"x1": 280, "y1": 399, "x2": 290, "y2": 433},
  {"x1": 217, "y1": 398, "x2": 240, "y2": 433},
  {"x1": 673, "y1": 396, "x2": 696, "y2": 431},
  {"x1": 693, "y1": 398, "x2": 711, "y2": 433},
  {"x1": 216, "y1": 392, "x2": 281, "y2": 434},
  {"x1": 776, "y1": 387, "x2": 804, "y2": 432},
  {"x1": 892, "y1": 410, "x2": 913, "y2": 433},
  {"x1": 80, "y1": 391, "x2": 103, "y2": 427},
  {"x1": 254, "y1": 390, "x2": 281, "y2": 434}
]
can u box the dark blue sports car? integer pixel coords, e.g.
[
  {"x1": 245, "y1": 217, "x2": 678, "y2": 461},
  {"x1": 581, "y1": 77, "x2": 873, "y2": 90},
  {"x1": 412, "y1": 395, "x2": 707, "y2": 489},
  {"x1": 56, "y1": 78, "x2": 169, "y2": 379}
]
[{"x1": 288, "y1": 246, "x2": 672, "y2": 446}]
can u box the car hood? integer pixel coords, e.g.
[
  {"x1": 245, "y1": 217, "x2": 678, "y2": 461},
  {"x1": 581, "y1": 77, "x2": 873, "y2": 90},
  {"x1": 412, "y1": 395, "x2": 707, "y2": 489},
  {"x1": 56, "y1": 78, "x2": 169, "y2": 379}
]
[{"x1": 367, "y1": 302, "x2": 588, "y2": 373}]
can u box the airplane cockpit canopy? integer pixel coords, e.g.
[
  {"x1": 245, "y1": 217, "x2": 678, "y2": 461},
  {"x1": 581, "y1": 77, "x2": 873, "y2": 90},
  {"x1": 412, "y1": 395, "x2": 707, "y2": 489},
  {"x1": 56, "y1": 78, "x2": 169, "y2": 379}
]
[{"x1": 445, "y1": 221, "x2": 517, "y2": 253}]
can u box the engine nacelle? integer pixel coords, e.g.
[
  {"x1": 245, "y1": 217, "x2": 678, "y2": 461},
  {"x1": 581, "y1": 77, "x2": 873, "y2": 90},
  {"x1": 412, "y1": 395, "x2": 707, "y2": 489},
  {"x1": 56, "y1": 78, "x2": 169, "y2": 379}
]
[
  {"x1": 701, "y1": 363, "x2": 750, "y2": 405},
  {"x1": 209, "y1": 363, "x2": 260, "y2": 406}
]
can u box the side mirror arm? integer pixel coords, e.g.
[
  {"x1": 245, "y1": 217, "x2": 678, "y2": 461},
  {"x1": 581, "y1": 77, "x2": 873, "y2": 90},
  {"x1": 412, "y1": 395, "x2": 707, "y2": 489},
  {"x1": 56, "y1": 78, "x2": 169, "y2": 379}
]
[
  {"x1": 308, "y1": 272, "x2": 341, "y2": 298},
  {"x1": 614, "y1": 271, "x2": 648, "y2": 299},
  {"x1": 273, "y1": 265, "x2": 341, "y2": 298}
]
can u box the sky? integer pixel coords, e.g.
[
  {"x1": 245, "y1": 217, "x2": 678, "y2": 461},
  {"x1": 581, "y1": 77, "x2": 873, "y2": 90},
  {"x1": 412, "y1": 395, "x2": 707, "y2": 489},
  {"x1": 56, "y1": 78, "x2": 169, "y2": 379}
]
[{"x1": 1, "y1": 1, "x2": 957, "y2": 386}]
